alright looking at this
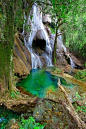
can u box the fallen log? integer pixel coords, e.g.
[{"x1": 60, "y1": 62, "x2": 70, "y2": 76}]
[{"x1": 57, "y1": 78, "x2": 86, "y2": 129}]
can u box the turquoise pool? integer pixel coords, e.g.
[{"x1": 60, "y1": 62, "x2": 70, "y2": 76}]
[{"x1": 17, "y1": 68, "x2": 73, "y2": 98}]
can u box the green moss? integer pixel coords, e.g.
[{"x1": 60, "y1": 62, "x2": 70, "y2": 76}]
[{"x1": 75, "y1": 69, "x2": 86, "y2": 82}]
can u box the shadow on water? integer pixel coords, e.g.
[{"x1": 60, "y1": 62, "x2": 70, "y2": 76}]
[{"x1": 17, "y1": 68, "x2": 74, "y2": 98}]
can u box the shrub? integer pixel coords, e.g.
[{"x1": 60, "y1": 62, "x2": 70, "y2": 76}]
[
  {"x1": 19, "y1": 116, "x2": 45, "y2": 129},
  {"x1": 75, "y1": 69, "x2": 86, "y2": 82}
]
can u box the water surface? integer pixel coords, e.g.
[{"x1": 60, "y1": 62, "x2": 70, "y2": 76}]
[{"x1": 17, "y1": 68, "x2": 73, "y2": 98}]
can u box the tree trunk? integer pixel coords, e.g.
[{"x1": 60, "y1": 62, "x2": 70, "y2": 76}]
[
  {"x1": 0, "y1": 0, "x2": 15, "y2": 93},
  {"x1": 0, "y1": 0, "x2": 34, "y2": 94},
  {"x1": 53, "y1": 23, "x2": 58, "y2": 65}
]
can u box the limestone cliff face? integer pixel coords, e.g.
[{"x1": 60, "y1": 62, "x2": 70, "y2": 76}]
[{"x1": 13, "y1": 34, "x2": 31, "y2": 77}]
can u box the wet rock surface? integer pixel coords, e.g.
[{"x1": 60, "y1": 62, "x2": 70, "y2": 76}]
[
  {"x1": 32, "y1": 98, "x2": 78, "y2": 129},
  {"x1": 13, "y1": 33, "x2": 31, "y2": 78}
]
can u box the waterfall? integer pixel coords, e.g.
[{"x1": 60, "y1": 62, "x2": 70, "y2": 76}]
[
  {"x1": 23, "y1": 4, "x2": 52, "y2": 69},
  {"x1": 70, "y1": 57, "x2": 75, "y2": 68},
  {"x1": 31, "y1": 52, "x2": 42, "y2": 69},
  {"x1": 22, "y1": 4, "x2": 75, "y2": 69}
]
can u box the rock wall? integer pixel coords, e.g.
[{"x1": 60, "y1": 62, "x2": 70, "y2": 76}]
[{"x1": 13, "y1": 33, "x2": 31, "y2": 77}]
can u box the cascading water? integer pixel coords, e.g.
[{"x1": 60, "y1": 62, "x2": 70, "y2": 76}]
[
  {"x1": 50, "y1": 29, "x2": 75, "y2": 68},
  {"x1": 23, "y1": 4, "x2": 52, "y2": 69},
  {"x1": 31, "y1": 52, "x2": 42, "y2": 69},
  {"x1": 70, "y1": 57, "x2": 75, "y2": 68},
  {"x1": 58, "y1": 29, "x2": 75, "y2": 68}
]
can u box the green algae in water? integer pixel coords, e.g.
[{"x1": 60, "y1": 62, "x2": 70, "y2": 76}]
[
  {"x1": 17, "y1": 69, "x2": 74, "y2": 98},
  {"x1": 0, "y1": 105, "x2": 20, "y2": 129}
]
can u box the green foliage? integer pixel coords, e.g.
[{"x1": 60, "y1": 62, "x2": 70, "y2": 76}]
[
  {"x1": 63, "y1": 0, "x2": 86, "y2": 60},
  {"x1": 85, "y1": 62, "x2": 86, "y2": 68},
  {"x1": 10, "y1": 91, "x2": 20, "y2": 98},
  {"x1": 54, "y1": 68, "x2": 61, "y2": 74},
  {"x1": 73, "y1": 92, "x2": 86, "y2": 113},
  {"x1": 65, "y1": 126, "x2": 69, "y2": 129},
  {"x1": 19, "y1": 116, "x2": 45, "y2": 129},
  {"x1": 10, "y1": 91, "x2": 15, "y2": 98},
  {"x1": 73, "y1": 92, "x2": 85, "y2": 102},
  {"x1": 48, "y1": 25, "x2": 55, "y2": 34},
  {"x1": 22, "y1": 42, "x2": 24, "y2": 45},
  {"x1": 75, "y1": 69, "x2": 86, "y2": 82},
  {"x1": 75, "y1": 105, "x2": 86, "y2": 113},
  {"x1": 14, "y1": 0, "x2": 24, "y2": 32},
  {"x1": 75, "y1": 92, "x2": 81, "y2": 100}
]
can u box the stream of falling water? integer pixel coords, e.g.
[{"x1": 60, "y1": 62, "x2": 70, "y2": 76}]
[
  {"x1": 70, "y1": 57, "x2": 75, "y2": 68},
  {"x1": 23, "y1": 4, "x2": 52, "y2": 69}
]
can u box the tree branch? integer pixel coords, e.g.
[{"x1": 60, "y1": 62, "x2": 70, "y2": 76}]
[
  {"x1": 57, "y1": 32, "x2": 64, "y2": 37},
  {"x1": 57, "y1": 78, "x2": 86, "y2": 129},
  {"x1": 56, "y1": 22, "x2": 63, "y2": 29}
]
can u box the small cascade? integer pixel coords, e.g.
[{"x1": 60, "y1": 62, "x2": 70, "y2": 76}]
[
  {"x1": 56, "y1": 30, "x2": 75, "y2": 68},
  {"x1": 58, "y1": 29, "x2": 62, "y2": 42},
  {"x1": 70, "y1": 57, "x2": 75, "y2": 68},
  {"x1": 46, "y1": 41, "x2": 52, "y2": 65},
  {"x1": 42, "y1": 53, "x2": 52, "y2": 66},
  {"x1": 62, "y1": 44, "x2": 67, "y2": 53},
  {"x1": 31, "y1": 52, "x2": 42, "y2": 69}
]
